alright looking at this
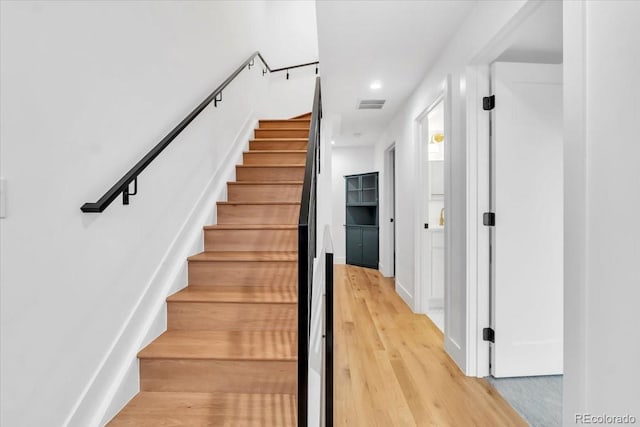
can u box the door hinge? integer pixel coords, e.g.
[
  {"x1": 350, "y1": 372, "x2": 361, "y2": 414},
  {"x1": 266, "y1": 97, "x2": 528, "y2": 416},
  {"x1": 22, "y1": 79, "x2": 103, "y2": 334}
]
[
  {"x1": 483, "y1": 95, "x2": 495, "y2": 111},
  {"x1": 483, "y1": 327, "x2": 495, "y2": 343},
  {"x1": 483, "y1": 212, "x2": 495, "y2": 226}
]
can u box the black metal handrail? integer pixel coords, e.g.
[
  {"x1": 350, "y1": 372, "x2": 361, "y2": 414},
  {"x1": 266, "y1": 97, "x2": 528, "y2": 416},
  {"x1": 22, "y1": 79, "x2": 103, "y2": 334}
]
[
  {"x1": 80, "y1": 51, "x2": 319, "y2": 213},
  {"x1": 298, "y1": 77, "x2": 332, "y2": 426}
]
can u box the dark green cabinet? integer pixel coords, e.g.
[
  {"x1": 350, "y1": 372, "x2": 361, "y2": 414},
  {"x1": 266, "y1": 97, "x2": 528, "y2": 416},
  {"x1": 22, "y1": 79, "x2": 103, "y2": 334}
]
[
  {"x1": 346, "y1": 226, "x2": 364, "y2": 265},
  {"x1": 345, "y1": 226, "x2": 379, "y2": 268},
  {"x1": 345, "y1": 172, "x2": 379, "y2": 269}
]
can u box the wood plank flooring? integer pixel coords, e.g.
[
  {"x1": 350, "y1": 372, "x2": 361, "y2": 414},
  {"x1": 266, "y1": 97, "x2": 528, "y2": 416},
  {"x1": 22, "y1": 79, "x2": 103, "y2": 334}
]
[{"x1": 334, "y1": 264, "x2": 527, "y2": 426}]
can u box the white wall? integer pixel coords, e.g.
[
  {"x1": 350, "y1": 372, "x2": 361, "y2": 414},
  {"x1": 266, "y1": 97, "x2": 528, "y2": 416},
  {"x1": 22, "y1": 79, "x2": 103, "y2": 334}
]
[
  {"x1": 259, "y1": 0, "x2": 319, "y2": 120},
  {"x1": 317, "y1": 119, "x2": 334, "y2": 257},
  {"x1": 260, "y1": 66, "x2": 318, "y2": 120},
  {"x1": 331, "y1": 146, "x2": 376, "y2": 264},
  {"x1": 564, "y1": 1, "x2": 640, "y2": 422},
  {"x1": 0, "y1": 2, "x2": 318, "y2": 426},
  {"x1": 263, "y1": 0, "x2": 319, "y2": 68}
]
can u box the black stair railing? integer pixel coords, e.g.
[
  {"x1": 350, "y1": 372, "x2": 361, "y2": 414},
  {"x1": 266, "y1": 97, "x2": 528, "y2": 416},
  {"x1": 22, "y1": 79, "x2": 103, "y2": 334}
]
[
  {"x1": 298, "y1": 77, "x2": 333, "y2": 426},
  {"x1": 80, "y1": 52, "x2": 319, "y2": 213}
]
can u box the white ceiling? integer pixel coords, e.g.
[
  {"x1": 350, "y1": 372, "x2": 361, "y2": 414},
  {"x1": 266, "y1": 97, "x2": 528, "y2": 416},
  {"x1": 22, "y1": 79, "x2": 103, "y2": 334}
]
[
  {"x1": 496, "y1": 0, "x2": 563, "y2": 64},
  {"x1": 316, "y1": 0, "x2": 476, "y2": 146}
]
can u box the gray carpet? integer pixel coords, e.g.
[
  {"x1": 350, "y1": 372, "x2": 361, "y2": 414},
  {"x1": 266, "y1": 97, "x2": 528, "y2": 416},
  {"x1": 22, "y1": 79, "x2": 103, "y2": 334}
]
[{"x1": 486, "y1": 375, "x2": 563, "y2": 427}]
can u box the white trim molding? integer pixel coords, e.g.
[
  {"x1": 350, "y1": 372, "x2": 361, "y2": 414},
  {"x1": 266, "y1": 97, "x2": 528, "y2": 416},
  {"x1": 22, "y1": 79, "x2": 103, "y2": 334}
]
[{"x1": 395, "y1": 279, "x2": 414, "y2": 309}]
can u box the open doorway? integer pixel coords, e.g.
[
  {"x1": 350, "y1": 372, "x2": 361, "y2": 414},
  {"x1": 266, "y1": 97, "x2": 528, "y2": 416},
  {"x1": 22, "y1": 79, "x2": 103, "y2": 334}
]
[
  {"x1": 383, "y1": 144, "x2": 397, "y2": 278},
  {"x1": 421, "y1": 101, "x2": 445, "y2": 329},
  {"x1": 467, "y1": 1, "x2": 564, "y2": 425},
  {"x1": 486, "y1": 60, "x2": 563, "y2": 424},
  {"x1": 416, "y1": 94, "x2": 448, "y2": 332}
]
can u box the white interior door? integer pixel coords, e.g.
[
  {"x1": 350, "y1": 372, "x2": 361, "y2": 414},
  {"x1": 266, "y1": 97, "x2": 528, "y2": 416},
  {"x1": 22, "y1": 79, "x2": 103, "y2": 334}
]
[{"x1": 490, "y1": 62, "x2": 563, "y2": 377}]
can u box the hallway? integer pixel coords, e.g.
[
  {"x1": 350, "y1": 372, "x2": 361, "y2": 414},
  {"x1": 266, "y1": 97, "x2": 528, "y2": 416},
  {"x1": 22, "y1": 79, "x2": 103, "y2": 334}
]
[{"x1": 334, "y1": 265, "x2": 526, "y2": 426}]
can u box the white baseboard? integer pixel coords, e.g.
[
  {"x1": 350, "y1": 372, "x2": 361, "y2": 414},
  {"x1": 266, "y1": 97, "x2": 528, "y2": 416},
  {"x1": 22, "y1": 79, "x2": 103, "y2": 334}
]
[
  {"x1": 64, "y1": 114, "x2": 257, "y2": 427},
  {"x1": 378, "y1": 262, "x2": 395, "y2": 278},
  {"x1": 395, "y1": 279, "x2": 414, "y2": 309},
  {"x1": 334, "y1": 256, "x2": 346, "y2": 265}
]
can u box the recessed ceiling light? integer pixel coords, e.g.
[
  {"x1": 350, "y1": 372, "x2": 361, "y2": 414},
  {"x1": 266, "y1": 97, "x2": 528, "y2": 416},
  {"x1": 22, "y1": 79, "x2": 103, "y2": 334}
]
[
  {"x1": 331, "y1": 140, "x2": 335, "y2": 145},
  {"x1": 370, "y1": 80, "x2": 382, "y2": 90}
]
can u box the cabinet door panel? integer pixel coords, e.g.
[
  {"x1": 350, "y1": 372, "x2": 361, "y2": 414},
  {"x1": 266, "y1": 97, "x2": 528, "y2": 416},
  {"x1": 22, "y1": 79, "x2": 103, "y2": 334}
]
[
  {"x1": 362, "y1": 228, "x2": 379, "y2": 268},
  {"x1": 346, "y1": 227, "x2": 363, "y2": 265}
]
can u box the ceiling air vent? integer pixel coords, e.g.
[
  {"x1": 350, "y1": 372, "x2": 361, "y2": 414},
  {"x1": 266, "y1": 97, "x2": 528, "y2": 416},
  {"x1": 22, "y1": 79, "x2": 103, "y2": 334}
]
[{"x1": 358, "y1": 99, "x2": 385, "y2": 110}]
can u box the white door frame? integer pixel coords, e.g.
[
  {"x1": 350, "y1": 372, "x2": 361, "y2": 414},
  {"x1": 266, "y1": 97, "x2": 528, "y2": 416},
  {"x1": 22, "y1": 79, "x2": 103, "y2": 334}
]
[
  {"x1": 382, "y1": 143, "x2": 397, "y2": 277},
  {"x1": 414, "y1": 85, "x2": 450, "y2": 316},
  {"x1": 464, "y1": 0, "x2": 547, "y2": 377}
]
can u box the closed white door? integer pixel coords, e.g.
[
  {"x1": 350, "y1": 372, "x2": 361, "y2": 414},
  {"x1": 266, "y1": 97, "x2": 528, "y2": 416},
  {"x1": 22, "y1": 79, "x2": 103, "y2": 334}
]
[{"x1": 490, "y1": 62, "x2": 563, "y2": 377}]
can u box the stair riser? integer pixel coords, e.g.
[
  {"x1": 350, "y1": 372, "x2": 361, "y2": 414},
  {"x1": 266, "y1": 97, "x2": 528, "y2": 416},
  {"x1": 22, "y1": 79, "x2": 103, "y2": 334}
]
[
  {"x1": 258, "y1": 120, "x2": 310, "y2": 129},
  {"x1": 188, "y1": 261, "x2": 297, "y2": 286},
  {"x1": 227, "y1": 184, "x2": 302, "y2": 202},
  {"x1": 217, "y1": 204, "x2": 299, "y2": 224},
  {"x1": 243, "y1": 152, "x2": 306, "y2": 165},
  {"x1": 249, "y1": 140, "x2": 308, "y2": 150},
  {"x1": 141, "y1": 359, "x2": 296, "y2": 394},
  {"x1": 168, "y1": 302, "x2": 297, "y2": 331},
  {"x1": 204, "y1": 229, "x2": 296, "y2": 251},
  {"x1": 254, "y1": 129, "x2": 309, "y2": 138},
  {"x1": 236, "y1": 166, "x2": 305, "y2": 181}
]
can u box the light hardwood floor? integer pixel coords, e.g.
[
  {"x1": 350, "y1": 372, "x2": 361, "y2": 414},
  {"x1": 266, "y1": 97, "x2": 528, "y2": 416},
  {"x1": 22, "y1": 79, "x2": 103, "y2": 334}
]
[{"x1": 335, "y1": 264, "x2": 526, "y2": 426}]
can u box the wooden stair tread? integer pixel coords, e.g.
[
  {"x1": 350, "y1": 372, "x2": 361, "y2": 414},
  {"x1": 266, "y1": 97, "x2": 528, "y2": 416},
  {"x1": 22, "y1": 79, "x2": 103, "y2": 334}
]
[
  {"x1": 254, "y1": 129, "x2": 309, "y2": 132},
  {"x1": 188, "y1": 251, "x2": 297, "y2": 262},
  {"x1": 138, "y1": 330, "x2": 297, "y2": 360},
  {"x1": 167, "y1": 285, "x2": 297, "y2": 304},
  {"x1": 202, "y1": 224, "x2": 296, "y2": 230},
  {"x1": 236, "y1": 163, "x2": 305, "y2": 168},
  {"x1": 251, "y1": 138, "x2": 308, "y2": 142},
  {"x1": 108, "y1": 392, "x2": 296, "y2": 426},
  {"x1": 227, "y1": 181, "x2": 303, "y2": 185},
  {"x1": 259, "y1": 119, "x2": 310, "y2": 123},
  {"x1": 217, "y1": 201, "x2": 300, "y2": 205},
  {"x1": 107, "y1": 391, "x2": 296, "y2": 426},
  {"x1": 244, "y1": 150, "x2": 307, "y2": 153}
]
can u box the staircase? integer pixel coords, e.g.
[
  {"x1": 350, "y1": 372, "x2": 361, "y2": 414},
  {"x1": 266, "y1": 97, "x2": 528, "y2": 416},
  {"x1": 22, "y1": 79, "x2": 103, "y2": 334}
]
[{"x1": 108, "y1": 114, "x2": 311, "y2": 426}]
